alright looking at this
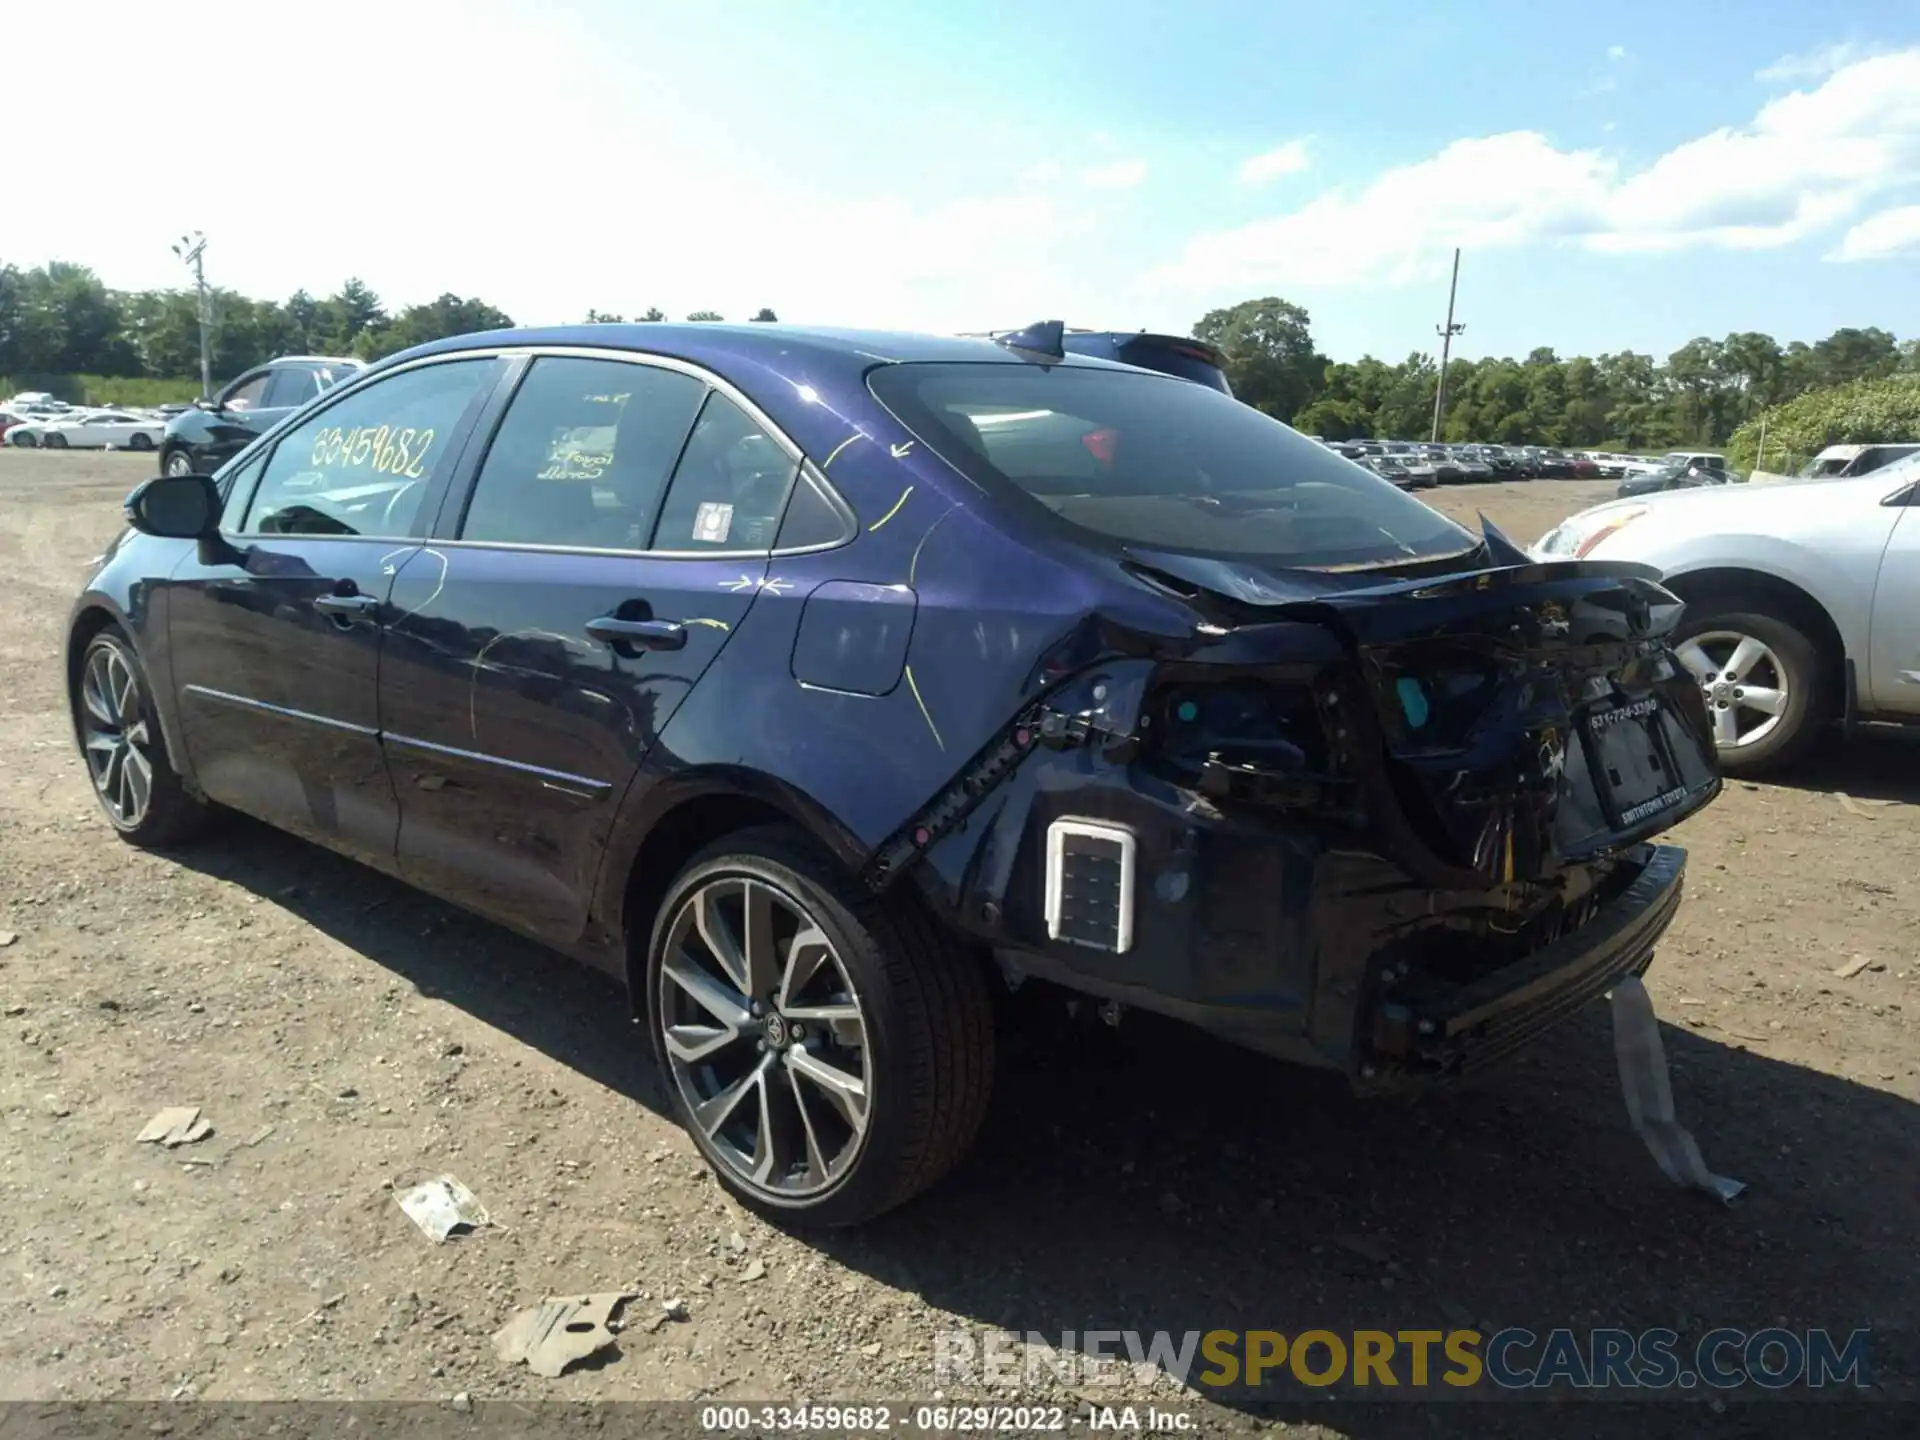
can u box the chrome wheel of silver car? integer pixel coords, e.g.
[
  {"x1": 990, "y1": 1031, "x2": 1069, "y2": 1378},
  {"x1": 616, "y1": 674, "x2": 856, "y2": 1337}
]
[
  {"x1": 78, "y1": 641, "x2": 155, "y2": 827},
  {"x1": 657, "y1": 875, "x2": 872, "y2": 1200},
  {"x1": 1675, "y1": 629, "x2": 1787, "y2": 750}
]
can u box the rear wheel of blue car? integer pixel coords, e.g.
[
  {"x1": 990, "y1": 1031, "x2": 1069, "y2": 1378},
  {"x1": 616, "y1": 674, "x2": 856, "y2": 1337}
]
[{"x1": 646, "y1": 825, "x2": 995, "y2": 1226}]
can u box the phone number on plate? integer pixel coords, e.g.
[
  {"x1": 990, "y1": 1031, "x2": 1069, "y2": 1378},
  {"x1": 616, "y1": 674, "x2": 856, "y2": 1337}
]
[{"x1": 701, "y1": 1404, "x2": 1069, "y2": 1433}]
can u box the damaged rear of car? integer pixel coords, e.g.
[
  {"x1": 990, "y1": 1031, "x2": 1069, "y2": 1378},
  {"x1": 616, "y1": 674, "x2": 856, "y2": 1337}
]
[{"x1": 862, "y1": 358, "x2": 1721, "y2": 1095}]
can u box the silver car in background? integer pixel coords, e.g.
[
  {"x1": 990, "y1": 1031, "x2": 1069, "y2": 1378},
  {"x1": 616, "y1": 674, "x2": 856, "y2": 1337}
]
[{"x1": 1532, "y1": 455, "x2": 1920, "y2": 775}]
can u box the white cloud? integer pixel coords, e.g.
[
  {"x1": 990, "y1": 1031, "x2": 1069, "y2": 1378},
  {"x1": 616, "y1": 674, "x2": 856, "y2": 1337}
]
[
  {"x1": 1155, "y1": 47, "x2": 1920, "y2": 289},
  {"x1": 1830, "y1": 204, "x2": 1920, "y2": 261},
  {"x1": 1021, "y1": 160, "x2": 1065, "y2": 184},
  {"x1": 1757, "y1": 41, "x2": 1880, "y2": 83},
  {"x1": 0, "y1": 0, "x2": 1127, "y2": 334},
  {"x1": 1607, "y1": 44, "x2": 1627, "y2": 61},
  {"x1": 1159, "y1": 133, "x2": 1613, "y2": 289},
  {"x1": 1238, "y1": 140, "x2": 1312, "y2": 185},
  {"x1": 1080, "y1": 159, "x2": 1149, "y2": 190}
]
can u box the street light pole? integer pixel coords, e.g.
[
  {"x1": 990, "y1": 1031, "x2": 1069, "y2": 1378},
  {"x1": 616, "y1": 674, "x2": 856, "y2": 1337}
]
[
  {"x1": 1430, "y1": 247, "x2": 1465, "y2": 443},
  {"x1": 171, "y1": 232, "x2": 212, "y2": 401}
]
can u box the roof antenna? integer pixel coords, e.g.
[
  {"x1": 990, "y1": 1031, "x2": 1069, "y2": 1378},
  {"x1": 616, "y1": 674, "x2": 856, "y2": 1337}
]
[{"x1": 995, "y1": 320, "x2": 1066, "y2": 360}]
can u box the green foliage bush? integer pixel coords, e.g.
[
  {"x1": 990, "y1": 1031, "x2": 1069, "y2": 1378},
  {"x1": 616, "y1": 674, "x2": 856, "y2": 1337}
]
[
  {"x1": 1727, "y1": 374, "x2": 1920, "y2": 471},
  {"x1": 2, "y1": 375, "x2": 202, "y2": 407}
]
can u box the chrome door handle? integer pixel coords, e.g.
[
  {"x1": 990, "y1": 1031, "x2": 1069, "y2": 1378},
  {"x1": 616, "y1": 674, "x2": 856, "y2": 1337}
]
[{"x1": 585, "y1": 616, "x2": 687, "y2": 651}]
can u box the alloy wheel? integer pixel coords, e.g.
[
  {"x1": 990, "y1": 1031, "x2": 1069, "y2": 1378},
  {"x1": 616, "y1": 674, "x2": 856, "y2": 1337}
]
[
  {"x1": 1675, "y1": 630, "x2": 1788, "y2": 750},
  {"x1": 164, "y1": 451, "x2": 193, "y2": 477},
  {"x1": 78, "y1": 643, "x2": 155, "y2": 827},
  {"x1": 657, "y1": 876, "x2": 872, "y2": 1200}
]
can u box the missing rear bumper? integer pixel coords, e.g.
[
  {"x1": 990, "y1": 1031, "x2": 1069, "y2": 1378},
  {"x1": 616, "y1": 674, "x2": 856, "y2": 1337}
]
[{"x1": 1361, "y1": 843, "x2": 1686, "y2": 1090}]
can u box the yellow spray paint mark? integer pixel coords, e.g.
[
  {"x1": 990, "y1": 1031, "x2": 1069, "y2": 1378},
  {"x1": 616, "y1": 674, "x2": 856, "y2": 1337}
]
[
  {"x1": 904, "y1": 665, "x2": 945, "y2": 751},
  {"x1": 868, "y1": 486, "x2": 914, "y2": 533},
  {"x1": 822, "y1": 432, "x2": 865, "y2": 469}
]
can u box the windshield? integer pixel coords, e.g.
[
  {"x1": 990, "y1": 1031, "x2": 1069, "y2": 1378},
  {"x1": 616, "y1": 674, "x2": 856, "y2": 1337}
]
[{"x1": 868, "y1": 362, "x2": 1475, "y2": 569}]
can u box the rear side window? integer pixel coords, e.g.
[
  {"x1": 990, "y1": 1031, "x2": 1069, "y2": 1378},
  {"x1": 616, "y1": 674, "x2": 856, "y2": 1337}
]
[
  {"x1": 460, "y1": 357, "x2": 706, "y2": 549},
  {"x1": 242, "y1": 358, "x2": 495, "y2": 536},
  {"x1": 222, "y1": 372, "x2": 271, "y2": 411},
  {"x1": 870, "y1": 362, "x2": 1473, "y2": 570},
  {"x1": 649, "y1": 392, "x2": 798, "y2": 552},
  {"x1": 266, "y1": 367, "x2": 323, "y2": 409}
]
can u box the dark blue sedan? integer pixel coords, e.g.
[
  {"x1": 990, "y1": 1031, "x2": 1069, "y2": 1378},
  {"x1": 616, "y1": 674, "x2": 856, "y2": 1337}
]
[{"x1": 66, "y1": 320, "x2": 1722, "y2": 1224}]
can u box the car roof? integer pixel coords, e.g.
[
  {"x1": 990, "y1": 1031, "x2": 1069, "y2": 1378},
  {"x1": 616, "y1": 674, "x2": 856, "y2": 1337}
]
[{"x1": 385, "y1": 323, "x2": 1132, "y2": 386}]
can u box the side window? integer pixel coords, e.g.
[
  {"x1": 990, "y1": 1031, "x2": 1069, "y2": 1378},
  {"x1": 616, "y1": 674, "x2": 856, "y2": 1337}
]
[
  {"x1": 266, "y1": 367, "x2": 323, "y2": 409},
  {"x1": 651, "y1": 392, "x2": 798, "y2": 552},
  {"x1": 241, "y1": 359, "x2": 495, "y2": 537},
  {"x1": 460, "y1": 357, "x2": 705, "y2": 549},
  {"x1": 774, "y1": 468, "x2": 854, "y2": 551},
  {"x1": 218, "y1": 451, "x2": 267, "y2": 532},
  {"x1": 222, "y1": 372, "x2": 271, "y2": 411}
]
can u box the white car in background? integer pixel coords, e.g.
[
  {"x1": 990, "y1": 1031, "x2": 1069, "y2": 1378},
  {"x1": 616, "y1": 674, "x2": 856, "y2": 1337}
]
[
  {"x1": 11, "y1": 409, "x2": 167, "y2": 451},
  {"x1": 1532, "y1": 457, "x2": 1920, "y2": 775}
]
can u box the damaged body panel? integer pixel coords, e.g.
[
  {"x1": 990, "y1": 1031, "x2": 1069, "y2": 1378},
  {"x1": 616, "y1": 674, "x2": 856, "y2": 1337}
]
[{"x1": 890, "y1": 549, "x2": 1718, "y2": 1085}]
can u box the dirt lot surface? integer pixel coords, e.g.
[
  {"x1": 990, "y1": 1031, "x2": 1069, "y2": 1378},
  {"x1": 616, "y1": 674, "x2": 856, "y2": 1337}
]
[{"x1": 1, "y1": 451, "x2": 1914, "y2": 1435}]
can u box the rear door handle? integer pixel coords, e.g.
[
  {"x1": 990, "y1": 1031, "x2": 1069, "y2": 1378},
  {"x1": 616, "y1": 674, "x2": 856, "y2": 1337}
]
[
  {"x1": 585, "y1": 616, "x2": 687, "y2": 651},
  {"x1": 314, "y1": 593, "x2": 380, "y2": 618}
]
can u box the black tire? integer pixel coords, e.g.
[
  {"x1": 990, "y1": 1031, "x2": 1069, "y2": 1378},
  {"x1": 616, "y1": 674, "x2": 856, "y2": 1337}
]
[
  {"x1": 161, "y1": 447, "x2": 194, "y2": 478},
  {"x1": 10, "y1": 430, "x2": 37, "y2": 448},
  {"x1": 129, "y1": 432, "x2": 155, "y2": 452},
  {"x1": 42, "y1": 432, "x2": 67, "y2": 449},
  {"x1": 644, "y1": 823, "x2": 995, "y2": 1227},
  {"x1": 1673, "y1": 606, "x2": 1826, "y2": 777},
  {"x1": 71, "y1": 626, "x2": 216, "y2": 848}
]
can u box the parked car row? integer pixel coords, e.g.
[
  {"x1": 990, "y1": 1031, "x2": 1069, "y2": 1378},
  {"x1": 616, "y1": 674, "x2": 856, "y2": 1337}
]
[
  {"x1": 2, "y1": 397, "x2": 171, "y2": 451},
  {"x1": 1304, "y1": 437, "x2": 1733, "y2": 486},
  {"x1": 3, "y1": 356, "x2": 366, "y2": 468}
]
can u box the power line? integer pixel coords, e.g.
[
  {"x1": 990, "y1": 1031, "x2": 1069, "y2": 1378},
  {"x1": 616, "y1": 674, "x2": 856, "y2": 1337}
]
[{"x1": 1430, "y1": 247, "x2": 1465, "y2": 443}]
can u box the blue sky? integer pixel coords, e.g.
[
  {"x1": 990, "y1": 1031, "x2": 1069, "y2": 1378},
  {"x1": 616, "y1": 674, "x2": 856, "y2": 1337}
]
[{"x1": 8, "y1": 0, "x2": 1918, "y2": 362}]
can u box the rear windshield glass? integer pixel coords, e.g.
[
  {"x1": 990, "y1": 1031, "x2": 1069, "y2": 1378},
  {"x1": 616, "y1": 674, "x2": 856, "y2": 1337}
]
[{"x1": 868, "y1": 362, "x2": 1475, "y2": 569}]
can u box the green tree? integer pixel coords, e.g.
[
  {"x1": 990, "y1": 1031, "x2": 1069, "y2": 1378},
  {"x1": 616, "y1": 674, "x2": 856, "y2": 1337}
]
[
  {"x1": 365, "y1": 294, "x2": 514, "y2": 359},
  {"x1": 1812, "y1": 326, "x2": 1900, "y2": 387},
  {"x1": 584, "y1": 309, "x2": 625, "y2": 323},
  {"x1": 283, "y1": 290, "x2": 320, "y2": 353},
  {"x1": 1191, "y1": 296, "x2": 1327, "y2": 421},
  {"x1": 312, "y1": 279, "x2": 389, "y2": 357},
  {"x1": 750, "y1": 307, "x2": 778, "y2": 322},
  {"x1": 686, "y1": 310, "x2": 724, "y2": 322},
  {"x1": 639, "y1": 307, "x2": 666, "y2": 322}
]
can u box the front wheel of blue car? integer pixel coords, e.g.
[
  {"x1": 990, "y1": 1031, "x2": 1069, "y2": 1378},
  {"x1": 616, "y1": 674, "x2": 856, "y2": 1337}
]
[
  {"x1": 646, "y1": 825, "x2": 995, "y2": 1227},
  {"x1": 71, "y1": 627, "x2": 215, "y2": 848}
]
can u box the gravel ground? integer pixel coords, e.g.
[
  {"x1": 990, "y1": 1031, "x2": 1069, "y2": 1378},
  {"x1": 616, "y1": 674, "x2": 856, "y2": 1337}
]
[{"x1": 1, "y1": 451, "x2": 1914, "y2": 1436}]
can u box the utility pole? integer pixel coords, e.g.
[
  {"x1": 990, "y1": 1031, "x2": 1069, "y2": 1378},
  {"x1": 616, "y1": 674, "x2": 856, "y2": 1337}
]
[
  {"x1": 171, "y1": 232, "x2": 213, "y2": 401},
  {"x1": 1430, "y1": 247, "x2": 1464, "y2": 443}
]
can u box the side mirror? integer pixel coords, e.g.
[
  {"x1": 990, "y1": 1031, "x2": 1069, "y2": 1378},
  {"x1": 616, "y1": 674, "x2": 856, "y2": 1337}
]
[{"x1": 125, "y1": 474, "x2": 220, "y2": 538}]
